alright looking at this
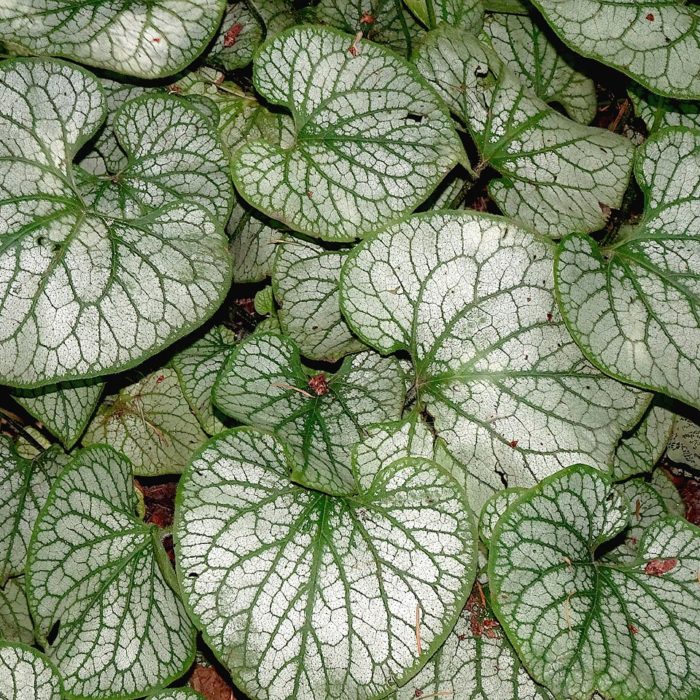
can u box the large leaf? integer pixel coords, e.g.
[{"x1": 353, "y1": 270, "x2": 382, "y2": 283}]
[
  {"x1": 214, "y1": 332, "x2": 405, "y2": 494},
  {"x1": 483, "y1": 13, "x2": 596, "y2": 124},
  {"x1": 0, "y1": 59, "x2": 233, "y2": 388},
  {"x1": 555, "y1": 128, "x2": 700, "y2": 408},
  {"x1": 0, "y1": 642, "x2": 62, "y2": 700},
  {"x1": 12, "y1": 379, "x2": 104, "y2": 449},
  {"x1": 0, "y1": 440, "x2": 63, "y2": 584},
  {"x1": 315, "y1": 0, "x2": 423, "y2": 57},
  {"x1": 0, "y1": 0, "x2": 225, "y2": 78},
  {"x1": 273, "y1": 239, "x2": 366, "y2": 361},
  {"x1": 232, "y1": 25, "x2": 463, "y2": 242},
  {"x1": 488, "y1": 464, "x2": 700, "y2": 700},
  {"x1": 83, "y1": 369, "x2": 208, "y2": 476},
  {"x1": 0, "y1": 577, "x2": 34, "y2": 644},
  {"x1": 175, "y1": 428, "x2": 477, "y2": 700},
  {"x1": 172, "y1": 326, "x2": 238, "y2": 435},
  {"x1": 414, "y1": 27, "x2": 633, "y2": 237},
  {"x1": 26, "y1": 446, "x2": 195, "y2": 698},
  {"x1": 341, "y1": 212, "x2": 649, "y2": 510},
  {"x1": 393, "y1": 586, "x2": 552, "y2": 699},
  {"x1": 529, "y1": 0, "x2": 700, "y2": 99}
]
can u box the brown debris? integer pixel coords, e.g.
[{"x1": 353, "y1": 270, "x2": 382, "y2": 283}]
[
  {"x1": 308, "y1": 373, "x2": 330, "y2": 396},
  {"x1": 223, "y1": 23, "x2": 244, "y2": 48},
  {"x1": 190, "y1": 664, "x2": 237, "y2": 700}
]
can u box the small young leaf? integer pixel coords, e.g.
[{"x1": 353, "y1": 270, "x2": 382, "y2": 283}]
[
  {"x1": 12, "y1": 379, "x2": 105, "y2": 449},
  {"x1": 83, "y1": 369, "x2": 208, "y2": 477},
  {"x1": 0, "y1": 59, "x2": 232, "y2": 388},
  {"x1": 172, "y1": 326, "x2": 238, "y2": 435},
  {"x1": 667, "y1": 415, "x2": 700, "y2": 469},
  {"x1": 612, "y1": 404, "x2": 675, "y2": 481},
  {"x1": 629, "y1": 84, "x2": 700, "y2": 134},
  {"x1": 0, "y1": 0, "x2": 225, "y2": 78},
  {"x1": 273, "y1": 239, "x2": 366, "y2": 361},
  {"x1": 0, "y1": 440, "x2": 64, "y2": 584},
  {"x1": 341, "y1": 212, "x2": 649, "y2": 510},
  {"x1": 26, "y1": 446, "x2": 195, "y2": 698},
  {"x1": 529, "y1": 0, "x2": 700, "y2": 99},
  {"x1": 315, "y1": 0, "x2": 423, "y2": 57},
  {"x1": 0, "y1": 577, "x2": 34, "y2": 645},
  {"x1": 555, "y1": 128, "x2": 700, "y2": 409},
  {"x1": 414, "y1": 28, "x2": 633, "y2": 237},
  {"x1": 232, "y1": 25, "x2": 463, "y2": 242},
  {"x1": 483, "y1": 13, "x2": 596, "y2": 124},
  {"x1": 214, "y1": 332, "x2": 405, "y2": 494},
  {"x1": 488, "y1": 465, "x2": 700, "y2": 700},
  {"x1": 0, "y1": 642, "x2": 62, "y2": 700},
  {"x1": 175, "y1": 428, "x2": 477, "y2": 700},
  {"x1": 208, "y1": 2, "x2": 263, "y2": 71}
]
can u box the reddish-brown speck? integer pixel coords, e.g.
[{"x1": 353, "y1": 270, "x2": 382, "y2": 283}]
[
  {"x1": 546, "y1": 312, "x2": 553, "y2": 322},
  {"x1": 224, "y1": 23, "x2": 244, "y2": 47},
  {"x1": 509, "y1": 440, "x2": 518, "y2": 449},
  {"x1": 306, "y1": 190, "x2": 313, "y2": 198},
  {"x1": 156, "y1": 374, "x2": 165, "y2": 384},
  {"x1": 629, "y1": 624, "x2": 639, "y2": 634},
  {"x1": 360, "y1": 11, "x2": 376, "y2": 24},
  {"x1": 308, "y1": 374, "x2": 329, "y2": 396},
  {"x1": 151, "y1": 37, "x2": 161, "y2": 43},
  {"x1": 644, "y1": 558, "x2": 677, "y2": 576},
  {"x1": 646, "y1": 12, "x2": 654, "y2": 20}
]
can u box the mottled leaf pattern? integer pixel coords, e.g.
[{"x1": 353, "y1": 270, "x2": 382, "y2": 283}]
[
  {"x1": 555, "y1": 128, "x2": 700, "y2": 408},
  {"x1": 341, "y1": 212, "x2": 649, "y2": 510},
  {"x1": 530, "y1": 0, "x2": 700, "y2": 98},
  {"x1": 667, "y1": 415, "x2": 700, "y2": 469},
  {"x1": 26, "y1": 446, "x2": 195, "y2": 698},
  {"x1": 0, "y1": 578, "x2": 34, "y2": 644},
  {"x1": 479, "y1": 488, "x2": 526, "y2": 543},
  {"x1": 147, "y1": 690, "x2": 205, "y2": 700},
  {"x1": 214, "y1": 332, "x2": 405, "y2": 494},
  {"x1": 404, "y1": 0, "x2": 482, "y2": 30},
  {"x1": 83, "y1": 369, "x2": 208, "y2": 477},
  {"x1": 629, "y1": 84, "x2": 700, "y2": 134},
  {"x1": 274, "y1": 239, "x2": 365, "y2": 361},
  {"x1": 0, "y1": 643, "x2": 62, "y2": 700},
  {"x1": 414, "y1": 28, "x2": 633, "y2": 237},
  {"x1": 248, "y1": 0, "x2": 298, "y2": 35},
  {"x1": 176, "y1": 428, "x2": 476, "y2": 700},
  {"x1": 483, "y1": 13, "x2": 596, "y2": 124},
  {"x1": 12, "y1": 379, "x2": 104, "y2": 449},
  {"x1": 232, "y1": 26, "x2": 463, "y2": 241},
  {"x1": 0, "y1": 0, "x2": 225, "y2": 78},
  {"x1": 0, "y1": 59, "x2": 232, "y2": 388},
  {"x1": 489, "y1": 465, "x2": 700, "y2": 700},
  {"x1": 208, "y1": 3, "x2": 263, "y2": 71}
]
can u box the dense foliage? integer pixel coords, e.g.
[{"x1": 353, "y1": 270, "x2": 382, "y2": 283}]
[{"x1": 0, "y1": 0, "x2": 699, "y2": 698}]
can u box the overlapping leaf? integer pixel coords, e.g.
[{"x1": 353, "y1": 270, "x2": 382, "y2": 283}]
[
  {"x1": 489, "y1": 465, "x2": 700, "y2": 700},
  {"x1": 0, "y1": 59, "x2": 232, "y2": 388},
  {"x1": 0, "y1": 642, "x2": 62, "y2": 700},
  {"x1": 273, "y1": 239, "x2": 365, "y2": 361},
  {"x1": 341, "y1": 212, "x2": 649, "y2": 510},
  {"x1": 483, "y1": 13, "x2": 596, "y2": 124},
  {"x1": 414, "y1": 28, "x2": 633, "y2": 237},
  {"x1": 0, "y1": 578, "x2": 33, "y2": 644},
  {"x1": 12, "y1": 379, "x2": 104, "y2": 449},
  {"x1": 172, "y1": 326, "x2": 237, "y2": 435},
  {"x1": 667, "y1": 414, "x2": 700, "y2": 469},
  {"x1": 232, "y1": 25, "x2": 463, "y2": 241},
  {"x1": 529, "y1": 0, "x2": 700, "y2": 98},
  {"x1": 248, "y1": 0, "x2": 299, "y2": 35},
  {"x1": 208, "y1": 2, "x2": 263, "y2": 71},
  {"x1": 175, "y1": 428, "x2": 476, "y2": 700},
  {"x1": 629, "y1": 85, "x2": 700, "y2": 134},
  {"x1": 555, "y1": 128, "x2": 700, "y2": 408},
  {"x1": 83, "y1": 369, "x2": 208, "y2": 476},
  {"x1": 0, "y1": 0, "x2": 225, "y2": 78},
  {"x1": 26, "y1": 446, "x2": 195, "y2": 698},
  {"x1": 404, "y1": 0, "x2": 482, "y2": 31},
  {"x1": 214, "y1": 332, "x2": 405, "y2": 494}
]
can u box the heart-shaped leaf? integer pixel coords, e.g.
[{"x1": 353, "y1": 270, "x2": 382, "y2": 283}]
[
  {"x1": 232, "y1": 25, "x2": 463, "y2": 242},
  {"x1": 629, "y1": 84, "x2": 700, "y2": 134},
  {"x1": 341, "y1": 212, "x2": 650, "y2": 510},
  {"x1": 529, "y1": 0, "x2": 700, "y2": 99},
  {"x1": 83, "y1": 369, "x2": 208, "y2": 476},
  {"x1": 315, "y1": 0, "x2": 423, "y2": 57},
  {"x1": 0, "y1": 642, "x2": 62, "y2": 700},
  {"x1": 0, "y1": 440, "x2": 64, "y2": 584},
  {"x1": 175, "y1": 428, "x2": 477, "y2": 700},
  {"x1": 12, "y1": 379, "x2": 104, "y2": 449},
  {"x1": 0, "y1": 59, "x2": 233, "y2": 388},
  {"x1": 488, "y1": 464, "x2": 700, "y2": 700},
  {"x1": 414, "y1": 28, "x2": 633, "y2": 237},
  {"x1": 172, "y1": 326, "x2": 238, "y2": 435},
  {"x1": 208, "y1": 3, "x2": 263, "y2": 71},
  {"x1": 0, "y1": 578, "x2": 34, "y2": 645},
  {"x1": 0, "y1": 0, "x2": 225, "y2": 78},
  {"x1": 612, "y1": 404, "x2": 674, "y2": 481},
  {"x1": 555, "y1": 128, "x2": 700, "y2": 408},
  {"x1": 483, "y1": 13, "x2": 596, "y2": 124},
  {"x1": 214, "y1": 332, "x2": 405, "y2": 494},
  {"x1": 273, "y1": 239, "x2": 365, "y2": 361},
  {"x1": 667, "y1": 415, "x2": 700, "y2": 469},
  {"x1": 26, "y1": 445, "x2": 195, "y2": 698}
]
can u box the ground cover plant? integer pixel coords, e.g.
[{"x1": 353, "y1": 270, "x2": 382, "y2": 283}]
[{"x1": 0, "y1": 0, "x2": 699, "y2": 698}]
